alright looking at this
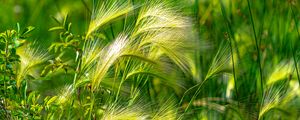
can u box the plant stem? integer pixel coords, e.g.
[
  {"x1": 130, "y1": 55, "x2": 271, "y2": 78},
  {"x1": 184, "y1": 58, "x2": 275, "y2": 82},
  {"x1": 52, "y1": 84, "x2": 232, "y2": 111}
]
[
  {"x1": 290, "y1": 5, "x2": 300, "y2": 84},
  {"x1": 81, "y1": 0, "x2": 91, "y2": 14},
  {"x1": 247, "y1": 0, "x2": 264, "y2": 98},
  {"x1": 88, "y1": 90, "x2": 95, "y2": 120},
  {"x1": 3, "y1": 37, "x2": 8, "y2": 116},
  {"x1": 258, "y1": 0, "x2": 266, "y2": 46},
  {"x1": 194, "y1": 0, "x2": 202, "y2": 81},
  {"x1": 247, "y1": 1, "x2": 266, "y2": 119},
  {"x1": 228, "y1": 38, "x2": 238, "y2": 100},
  {"x1": 110, "y1": 24, "x2": 115, "y2": 39},
  {"x1": 219, "y1": 0, "x2": 239, "y2": 104},
  {"x1": 115, "y1": 59, "x2": 131, "y2": 102},
  {"x1": 183, "y1": 79, "x2": 208, "y2": 112}
]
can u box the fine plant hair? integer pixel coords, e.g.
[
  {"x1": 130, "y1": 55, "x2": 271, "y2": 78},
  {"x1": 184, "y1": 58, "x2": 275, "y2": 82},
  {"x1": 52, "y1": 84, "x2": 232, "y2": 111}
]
[
  {"x1": 16, "y1": 44, "x2": 49, "y2": 88},
  {"x1": 87, "y1": 0, "x2": 134, "y2": 38}
]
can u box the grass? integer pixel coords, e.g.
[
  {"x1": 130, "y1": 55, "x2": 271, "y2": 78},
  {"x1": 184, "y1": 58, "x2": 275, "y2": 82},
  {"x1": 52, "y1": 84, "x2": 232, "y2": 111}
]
[{"x1": 1, "y1": 0, "x2": 300, "y2": 119}]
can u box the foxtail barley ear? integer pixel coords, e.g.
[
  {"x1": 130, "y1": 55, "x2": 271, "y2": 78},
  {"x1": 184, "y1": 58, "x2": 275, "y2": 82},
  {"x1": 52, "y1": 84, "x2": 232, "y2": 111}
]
[
  {"x1": 133, "y1": 1, "x2": 190, "y2": 37},
  {"x1": 56, "y1": 85, "x2": 74, "y2": 104},
  {"x1": 16, "y1": 44, "x2": 49, "y2": 88},
  {"x1": 267, "y1": 61, "x2": 293, "y2": 85},
  {"x1": 258, "y1": 60, "x2": 300, "y2": 119},
  {"x1": 130, "y1": 1, "x2": 193, "y2": 75},
  {"x1": 205, "y1": 41, "x2": 231, "y2": 80},
  {"x1": 259, "y1": 79, "x2": 300, "y2": 119},
  {"x1": 80, "y1": 40, "x2": 103, "y2": 78},
  {"x1": 259, "y1": 83, "x2": 287, "y2": 119},
  {"x1": 151, "y1": 98, "x2": 179, "y2": 120},
  {"x1": 102, "y1": 103, "x2": 147, "y2": 120},
  {"x1": 90, "y1": 34, "x2": 131, "y2": 91},
  {"x1": 86, "y1": 1, "x2": 134, "y2": 38},
  {"x1": 139, "y1": 30, "x2": 193, "y2": 74}
]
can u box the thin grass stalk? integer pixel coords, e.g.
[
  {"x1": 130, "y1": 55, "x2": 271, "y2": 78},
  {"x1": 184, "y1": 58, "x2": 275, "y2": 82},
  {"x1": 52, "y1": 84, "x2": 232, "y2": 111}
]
[
  {"x1": 145, "y1": 77, "x2": 152, "y2": 102},
  {"x1": 194, "y1": 0, "x2": 203, "y2": 81},
  {"x1": 115, "y1": 58, "x2": 132, "y2": 102},
  {"x1": 131, "y1": 0, "x2": 137, "y2": 21},
  {"x1": 123, "y1": 0, "x2": 133, "y2": 31},
  {"x1": 111, "y1": 62, "x2": 119, "y2": 101},
  {"x1": 223, "y1": 0, "x2": 242, "y2": 65},
  {"x1": 258, "y1": 0, "x2": 266, "y2": 46},
  {"x1": 67, "y1": 101, "x2": 73, "y2": 120},
  {"x1": 72, "y1": 46, "x2": 84, "y2": 106},
  {"x1": 81, "y1": 0, "x2": 91, "y2": 14},
  {"x1": 88, "y1": 90, "x2": 95, "y2": 120},
  {"x1": 257, "y1": 1, "x2": 267, "y2": 116},
  {"x1": 183, "y1": 79, "x2": 208, "y2": 112},
  {"x1": 148, "y1": 76, "x2": 156, "y2": 102},
  {"x1": 110, "y1": 24, "x2": 115, "y2": 39},
  {"x1": 122, "y1": 15, "x2": 127, "y2": 31},
  {"x1": 178, "y1": 78, "x2": 207, "y2": 113},
  {"x1": 246, "y1": 0, "x2": 264, "y2": 99},
  {"x1": 290, "y1": 5, "x2": 300, "y2": 84},
  {"x1": 219, "y1": 0, "x2": 239, "y2": 103}
]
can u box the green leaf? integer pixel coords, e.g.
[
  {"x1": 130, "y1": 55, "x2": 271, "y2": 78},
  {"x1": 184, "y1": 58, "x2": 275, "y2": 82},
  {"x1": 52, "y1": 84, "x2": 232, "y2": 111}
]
[
  {"x1": 21, "y1": 26, "x2": 35, "y2": 36},
  {"x1": 41, "y1": 65, "x2": 53, "y2": 77},
  {"x1": 75, "y1": 79, "x2": 90, "y2": 88},
  {"x1": 51, "y1": 15, "x2": 61, "y2": 24},
  {"x1": 66, "y1": 34, "x2": 74, "y2": 41},
  {"x1": 16, "y1": 23, "x2": 20, "y2": 33},
  {"x1": 63, "y1": 14, "x2": 69, "y2": 30},
  {"x1": 1, "y1": 50, "x2": 5, "y2": 54},
  {"x1": 67, "y1": 23, "x2": 72, "y2": 31},
  {"x1": 49, "y1": 26, "x2": 65, "y2": 31},
  {"x1": 47, "y1": 96, "x2": 58, "y2": 105}
]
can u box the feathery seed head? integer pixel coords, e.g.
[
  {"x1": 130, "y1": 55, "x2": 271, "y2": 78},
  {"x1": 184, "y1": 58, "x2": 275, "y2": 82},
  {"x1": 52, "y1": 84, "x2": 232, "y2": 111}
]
[
  {"x1": 87, "y1": 1, "x2": 133, "y2": 38},
  {"x1": 16, "y1": 44, "x2": 49, "y2": 88}
]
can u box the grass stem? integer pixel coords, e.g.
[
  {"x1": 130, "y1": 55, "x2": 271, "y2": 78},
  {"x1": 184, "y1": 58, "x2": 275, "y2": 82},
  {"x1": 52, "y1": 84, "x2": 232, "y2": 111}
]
[
  {"x1": 247, "y1": 0, "x2": 264, "y2": 98},
  {"x1": 219, "y1": 0, "x2": 239, "y2": 104},
  {"x1": 290, "y1": 5, "x2": 300, "y2": 84}
]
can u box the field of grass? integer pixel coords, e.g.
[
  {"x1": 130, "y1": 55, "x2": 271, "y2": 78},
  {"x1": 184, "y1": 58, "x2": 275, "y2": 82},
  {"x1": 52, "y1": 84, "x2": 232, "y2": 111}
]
[{"x1": 1, "y1": 0, "x2": 300, "y2": 119}]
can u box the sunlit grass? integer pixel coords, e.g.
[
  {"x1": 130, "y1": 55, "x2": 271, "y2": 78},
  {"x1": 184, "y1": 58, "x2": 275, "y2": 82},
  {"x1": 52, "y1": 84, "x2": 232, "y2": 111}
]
[{"x1": 1, "y1": 0, "x2": 300, "y2": 119}]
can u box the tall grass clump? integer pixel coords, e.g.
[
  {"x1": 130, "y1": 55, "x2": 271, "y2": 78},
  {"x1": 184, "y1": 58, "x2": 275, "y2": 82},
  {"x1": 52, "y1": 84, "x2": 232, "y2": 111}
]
[{"x1": 1, "y1": 0, "x2": 300, "y2": 119}]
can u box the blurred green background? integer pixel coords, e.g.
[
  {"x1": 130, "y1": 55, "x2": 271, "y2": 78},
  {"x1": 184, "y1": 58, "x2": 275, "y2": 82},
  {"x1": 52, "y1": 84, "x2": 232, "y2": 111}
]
[{"x1": 0, "y1": 0, "x2": 91, "y2": 45}]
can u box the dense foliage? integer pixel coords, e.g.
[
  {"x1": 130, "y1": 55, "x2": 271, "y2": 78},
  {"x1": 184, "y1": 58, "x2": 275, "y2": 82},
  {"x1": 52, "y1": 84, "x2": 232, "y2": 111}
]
[{"x1": 1, "y1": 0, "x2": 300, "y2": 119}]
